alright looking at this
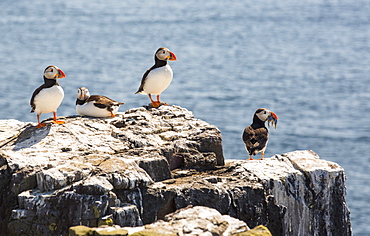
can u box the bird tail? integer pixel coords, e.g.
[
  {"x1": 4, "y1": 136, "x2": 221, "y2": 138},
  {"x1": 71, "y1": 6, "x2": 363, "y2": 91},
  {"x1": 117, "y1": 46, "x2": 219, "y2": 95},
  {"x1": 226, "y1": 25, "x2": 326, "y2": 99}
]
[{"x1": 135, "y1": 90, "x2": 145, "y2": 95}]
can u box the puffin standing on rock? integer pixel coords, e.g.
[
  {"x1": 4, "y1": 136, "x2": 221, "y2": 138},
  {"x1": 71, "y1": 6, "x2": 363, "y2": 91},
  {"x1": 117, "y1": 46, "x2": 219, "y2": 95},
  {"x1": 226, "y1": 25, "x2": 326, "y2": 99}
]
[
  {"x1": 135, "y1": 47, "x2": 177, "y2": 108},
  {"x1": 242, "y1": 108, "x2": 278, "y2": 160},
  {"x1": 76, "y1": 87, "x2": 124, "y2": 118},
  {"x1": 30, "y1": 65, "x2": 66, "y2": 128}
]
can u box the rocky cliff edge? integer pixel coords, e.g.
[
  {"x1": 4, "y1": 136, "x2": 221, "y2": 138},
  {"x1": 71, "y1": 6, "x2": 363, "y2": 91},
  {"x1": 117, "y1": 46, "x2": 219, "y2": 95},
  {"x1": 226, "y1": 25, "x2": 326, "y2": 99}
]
[{"x1": 0, "y1": 105, "x2": 351, "y2": 236}]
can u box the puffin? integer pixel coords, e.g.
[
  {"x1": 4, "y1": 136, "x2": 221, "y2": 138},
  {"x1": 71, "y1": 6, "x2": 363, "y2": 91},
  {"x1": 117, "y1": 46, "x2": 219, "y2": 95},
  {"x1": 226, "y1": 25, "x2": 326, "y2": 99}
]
[
  {"x1": 76, "y1": 87, "x2": 124, "y2": 118},
  {"x1": 30, "y1": 65, "x2": 66, "y2": 128},
  {"x1": 242, "y1": 108, "x2": 278, "y2": 160},
  {"x1": 135, "y1": 47, "x2": 177, "y2": 108}
]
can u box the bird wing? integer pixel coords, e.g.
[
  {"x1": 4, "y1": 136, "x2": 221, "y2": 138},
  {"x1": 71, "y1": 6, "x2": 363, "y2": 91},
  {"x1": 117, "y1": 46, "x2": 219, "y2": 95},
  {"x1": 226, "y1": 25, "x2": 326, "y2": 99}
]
[
  {"x1": 30, "y1": 85, "x2": 46, "y2": 112},
  {"x1": 135, "y1": 65, "x2": 157, "y2": 94},
  {"x1": 135, "y1": 64, "x2": 163, "y2": 94},
  {"x1": 88, "y1": 95, "x2": 123, "y2": 111}
]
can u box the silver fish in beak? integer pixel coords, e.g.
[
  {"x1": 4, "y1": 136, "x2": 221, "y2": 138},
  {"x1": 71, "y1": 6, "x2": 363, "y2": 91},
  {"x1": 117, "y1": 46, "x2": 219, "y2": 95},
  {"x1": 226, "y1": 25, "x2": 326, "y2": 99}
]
[{"x1": 267, "y1": 111, "x2": 278, "y2": 129}]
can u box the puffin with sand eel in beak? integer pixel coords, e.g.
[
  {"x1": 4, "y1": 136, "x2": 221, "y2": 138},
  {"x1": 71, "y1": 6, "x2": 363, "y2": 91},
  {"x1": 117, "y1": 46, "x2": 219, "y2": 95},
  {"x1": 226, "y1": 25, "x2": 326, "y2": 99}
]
[
  {"x1": 30, "y1": 65, "x2": 66, "y2": 128},
  {"x1": 135, "y1": 47, "x2": 177, "y2": 108},
  {"x1": 242, "y1": 108, "x2": 278, "y2": 160}
]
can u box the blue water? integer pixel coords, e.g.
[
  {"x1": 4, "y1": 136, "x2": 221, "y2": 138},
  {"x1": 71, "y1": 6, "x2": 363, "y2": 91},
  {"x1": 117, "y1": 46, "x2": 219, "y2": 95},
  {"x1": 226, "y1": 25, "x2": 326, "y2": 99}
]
[{"x1": 0, "y1": 0, "x2": 369, "y2": 234}]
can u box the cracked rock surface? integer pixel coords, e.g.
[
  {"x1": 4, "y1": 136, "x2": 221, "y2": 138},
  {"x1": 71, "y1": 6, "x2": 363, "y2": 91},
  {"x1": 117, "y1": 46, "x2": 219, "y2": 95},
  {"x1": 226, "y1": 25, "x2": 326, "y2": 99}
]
[
  {"x1": 0, "y1": 106, "x2": 351, "y2": 236},
  {"x1": 134, "y1": 150, "x2": 351, "y2": 236},
  {"x1": 0, "y1": 105, "x2": 223, "y2": 235}
]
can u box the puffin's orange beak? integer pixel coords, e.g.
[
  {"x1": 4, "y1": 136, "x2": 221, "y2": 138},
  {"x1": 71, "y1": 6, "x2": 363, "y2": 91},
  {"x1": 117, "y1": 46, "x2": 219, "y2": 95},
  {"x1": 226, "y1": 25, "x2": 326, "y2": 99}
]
[
  {"x1": 168, "y1": 51, "x2": 177, "y2": 61},
  {"x1": 57, "y1": 69, "x2": 66, "y2": 79},
  {"x1": 271, "y1": 112, "x2": 278, "y2": 120}
]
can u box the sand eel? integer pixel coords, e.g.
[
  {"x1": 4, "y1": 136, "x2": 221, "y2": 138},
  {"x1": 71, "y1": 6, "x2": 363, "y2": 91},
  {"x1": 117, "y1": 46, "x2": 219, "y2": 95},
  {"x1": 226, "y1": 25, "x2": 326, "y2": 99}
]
[
  {"x1": 30, "y1": 65, "x2": 66, "y2": 128},
  {"x1": 135, "y1": 47, "x2": 177, "y2": 108},
  {"x1": 76, "y1": 87, "x2": 124, "y2": 118},
  {"x1": 242, "y1": 108, "x2": 278, "y2": 160}
]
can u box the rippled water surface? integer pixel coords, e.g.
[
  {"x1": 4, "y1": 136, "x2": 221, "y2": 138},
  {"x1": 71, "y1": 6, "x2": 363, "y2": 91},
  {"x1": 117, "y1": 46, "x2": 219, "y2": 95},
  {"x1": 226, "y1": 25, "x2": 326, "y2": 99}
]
[{"x1": 0, "y1": 0, "x2": 369, "y2": 234}]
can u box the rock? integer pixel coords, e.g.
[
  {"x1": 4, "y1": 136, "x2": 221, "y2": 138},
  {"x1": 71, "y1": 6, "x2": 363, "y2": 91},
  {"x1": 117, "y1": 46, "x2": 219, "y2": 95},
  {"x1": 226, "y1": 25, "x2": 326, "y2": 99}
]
[
  {"x1": 69, "y1": 225, "x2": 93, "y2": 236},
  {"x1": 121, "y1": 150, "x2": 351, "y2": 236},
  {"x1": 0, "y1": 106, "x2": 351, "y2": 235},
  {"x1": 143, "y1": 205, "x2": 249, "y2": 236},
  {"x1": 110, "y1": 204, "x2": 143, "y2": 227},
  {"x1": 0, "y1": 106, "x2": 224, "y2": 235},
  {"x1": 94, "y1": 227, "x2": 129, "y2": 236},
  {"x1": 69, "y1": 225, "x2": 129, "y2": 236},
  {"x1": 68, "y1": 206, "x2": 252, "y2": 236},
  {"x1": 129, "y1": 230, "x2": 176, "y2": 236},
  {"x1": 232, "y1": 225, "x2": 272, "y2": 236}
]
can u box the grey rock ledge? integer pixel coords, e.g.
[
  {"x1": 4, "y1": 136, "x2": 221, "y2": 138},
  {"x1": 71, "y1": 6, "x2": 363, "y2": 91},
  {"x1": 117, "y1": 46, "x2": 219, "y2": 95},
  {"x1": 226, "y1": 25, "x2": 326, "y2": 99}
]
[{"x1": 0, "y1": 105, "x2": 351, "y2": 236}]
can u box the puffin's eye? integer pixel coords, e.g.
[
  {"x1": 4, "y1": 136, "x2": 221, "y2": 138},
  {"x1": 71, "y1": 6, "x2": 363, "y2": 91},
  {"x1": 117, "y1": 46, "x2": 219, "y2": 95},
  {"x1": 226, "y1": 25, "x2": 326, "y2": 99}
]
[{"x1": 264, "y1": 111, "x2": 266, "y2": 114}]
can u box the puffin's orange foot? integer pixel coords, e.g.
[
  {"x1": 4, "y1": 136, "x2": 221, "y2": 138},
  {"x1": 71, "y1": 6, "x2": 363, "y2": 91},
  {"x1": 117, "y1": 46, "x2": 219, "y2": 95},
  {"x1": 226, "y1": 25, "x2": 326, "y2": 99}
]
[
  {"x1": 248, "y1": 157, "x2": 254, "y2": 160},
  {"x1": 152, "y1": 101, "x2": 161, "y2": 108},
  {"x1": 36, "y1": 123, "x2": 47, "y2": 128},
  {"x1": 52, "y1": 120, "x2": 65, "y2": 125}
]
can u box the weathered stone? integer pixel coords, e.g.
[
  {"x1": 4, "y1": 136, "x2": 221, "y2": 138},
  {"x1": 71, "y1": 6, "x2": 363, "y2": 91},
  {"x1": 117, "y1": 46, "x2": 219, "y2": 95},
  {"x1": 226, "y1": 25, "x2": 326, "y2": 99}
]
[
  {"x1": 0, "y1": 106, "x2": 352, "y2": 236},
  {"x1": 129, "y1": 229, "x2": 176, "y2": 236},
  {"x1": 94, "y1": 226, "x2": 128, "y2": 236},
  {"x1": 6, "y1": 148, "x2": 351, "y2": 235},
  {"x1": 10, "y1": 209, "x2": 35, "y2": 220},
  {"x1": 119, "y1": 151, "x2": 351, "y2": 236},
  {"x1": 84, "y1": 206, "x2": 249, "y2": 236},
  {"x1": 232, "y1": 225, "x2": 272, "y2": 236},
  {"x1": 145, "y1": 205, "x2": 249, "y2": 236},
  {"x1": 110, "y1": 204, "x2": 143, "y2": 227},
  {"x1": 97, "y1": 158, "x2": 153, "y2": 190},
  {"x1": 69, "y1": 225, "x2": 93, "y2": 236},
  {"x1": 74, "y1": 175, "x2": 114, "y2": 195},
  {"x1": 0, "y1": 119, "x2": 27, "y2": 147},
  {"x1": 15, "y1": 188, "x2": 117, "y2": 230},
  {"x1": 69, "y1": 225, "x2": 130, "y2": 236},
  {"x1": 235, "y1": 150, "x2": 352, "y2": 236},
  {"x1": 36, "y1": 163, "x2": 93, "y2": 192},
  {"x1": 0, "y1": 106, "x2": 224, "y2": 235}
]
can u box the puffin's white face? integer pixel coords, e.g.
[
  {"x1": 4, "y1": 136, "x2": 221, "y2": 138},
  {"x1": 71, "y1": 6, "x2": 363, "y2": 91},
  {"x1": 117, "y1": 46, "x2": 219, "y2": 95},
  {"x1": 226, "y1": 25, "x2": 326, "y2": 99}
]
[
  {"x1": 256, "y1": 108, "x2": 270, "y2": 122},
  {"x1": 44, "y1": 65, "x2": 66, "y2": 79},
  {"x1": 155, "y1": 48, "x2": 177, "y2": 61},
  {"x1": 77, "y1": 87, "x2": 90, "y2": 100},
  {"x1": 255, "y1": 108, "x2": 278, "y2": 128}
]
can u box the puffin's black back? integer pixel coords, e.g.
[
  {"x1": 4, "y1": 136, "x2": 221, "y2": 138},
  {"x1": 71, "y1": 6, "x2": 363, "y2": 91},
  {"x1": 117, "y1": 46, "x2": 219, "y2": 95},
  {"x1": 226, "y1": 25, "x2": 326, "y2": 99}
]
[{"x1": 77, "y1": 95, "x2": 123, "y2": 112}]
